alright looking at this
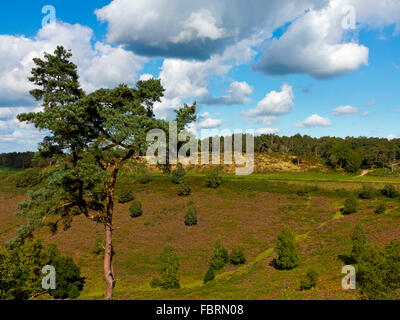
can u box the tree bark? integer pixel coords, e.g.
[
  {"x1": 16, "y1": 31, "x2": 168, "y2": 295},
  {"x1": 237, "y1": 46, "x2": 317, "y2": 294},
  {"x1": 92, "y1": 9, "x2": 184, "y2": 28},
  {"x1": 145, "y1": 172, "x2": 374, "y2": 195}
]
[
  {"x1": 104, "y1": 221, "x2": 115, "y2": 300},
  {"x1": 104, "y1": 168, "x2": 118, "y2": 300}
]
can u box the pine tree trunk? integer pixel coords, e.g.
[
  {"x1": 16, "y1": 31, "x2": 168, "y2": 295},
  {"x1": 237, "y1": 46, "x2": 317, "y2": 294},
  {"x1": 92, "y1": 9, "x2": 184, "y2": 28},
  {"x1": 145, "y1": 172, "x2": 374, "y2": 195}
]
[
  {"x1": 104, "y1": 169, "x2": 117, "y2": 300},
  {"x1": 104, "y1": 221, "x2": 115, "y2": 300}
]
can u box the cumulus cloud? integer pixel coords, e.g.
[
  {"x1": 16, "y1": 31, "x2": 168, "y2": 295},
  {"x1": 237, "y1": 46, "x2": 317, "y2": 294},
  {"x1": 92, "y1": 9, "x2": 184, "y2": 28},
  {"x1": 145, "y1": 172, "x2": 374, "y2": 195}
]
[
  {"x1": 255, "y1": 128, "x2": 280, "y2": 135},
  {"x1": 202, "y1": 81, "x2": 253, "y2": 105},
  {"x1": 95, "y1": 0, "x2": 324, "y2": 60},
  {"x1": 366, "y1": 98, "x2": 376, "y2": 106},
  {"x1": 333, "y1": 105, "x2": 359, "y2": 115},
  {"x1": 387, "y1": 134, "x2": 397, "y2": 141},
  {"x1": 243, "y1": 84, "x2": 294, "y2": 125},
  {"x1": 187, "y1": 112, "x2": 222, "y2": 133},
  {"x1": 295, "y1": 114, "x2": 332, "y2": 128},
  {"x1": 255, "y1": 0, "x2": 370, "y2": 79},
  {"x1": 0, "y1": 22, "x2": 147, "y2": 106}
]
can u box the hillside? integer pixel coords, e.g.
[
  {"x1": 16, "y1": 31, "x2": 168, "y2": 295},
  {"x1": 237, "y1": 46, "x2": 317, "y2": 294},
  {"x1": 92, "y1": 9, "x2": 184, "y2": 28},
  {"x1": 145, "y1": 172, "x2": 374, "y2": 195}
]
[{"x1": 1, "y1": 168, "x2": 399, "y2": 300}]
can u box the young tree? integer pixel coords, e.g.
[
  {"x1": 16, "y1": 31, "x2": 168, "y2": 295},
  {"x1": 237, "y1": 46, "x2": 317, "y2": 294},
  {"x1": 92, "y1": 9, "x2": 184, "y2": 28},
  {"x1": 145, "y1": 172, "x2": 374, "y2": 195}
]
[
  {"x1": 275, "y1": 228, "x2": 300, "y2": 270},
  {"x1": 16, "y1": 46, "x2": 196, "y2": 300},
  {"x1": 351, "y1": 224, "x2": 367, "y2": 263}
]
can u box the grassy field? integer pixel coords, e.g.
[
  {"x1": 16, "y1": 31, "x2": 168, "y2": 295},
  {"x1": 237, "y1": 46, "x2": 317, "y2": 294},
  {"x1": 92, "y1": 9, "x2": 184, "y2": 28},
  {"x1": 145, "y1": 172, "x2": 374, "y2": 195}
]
[{"x1": 1, "y1": 169, "x2": 399, "y2": 300}]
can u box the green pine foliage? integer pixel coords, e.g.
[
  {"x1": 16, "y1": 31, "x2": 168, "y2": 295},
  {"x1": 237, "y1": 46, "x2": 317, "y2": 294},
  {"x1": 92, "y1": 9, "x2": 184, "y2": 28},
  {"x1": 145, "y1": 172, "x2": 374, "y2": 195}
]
[
  {"x1": 204, "y1": 168, "x2": 222, "y2": 189},
  {"x1": 171, "y1": 163, "x2": 186, "y2": 184},
  {"x1": 203, "y1": 267, "x2": 216, "y2": 284},
  {"x1": 342, "y1": 196, "x2": 358, "y2": 215},
  {"x1": 229, "y1": 247, "x2": 246, "y2": 265},
  {"x1": 275, "y1": 228, "x2": 300, "y2": 270},
  {"x1": 351, "y1": 224, "x2": 367, "y2": 263},
  {"x1": 381, "y1": 184, "x2": 398, "y2": 198},
  {"x1": 177, "y1": 180, "x2": 191, "y2": 196},
  {"x1": 357, "y1": 240, "x2": 400, "y2": 300},
  {"x1": 375, "y1": 202, "x2": 386, "y2": 214},
  {"x1": 118, "y1": 189, "x2": 134, "y2": 203},
  {"x1": 209, "y1": 240, "x2": 229, "y2": 271},
  {"x1": 184, "y1": 207, "x2": 197, "y2": 226},
  {"x1": 300, "y1": 268, "x2": 319, "y2": 290},
  {"x1": 154, "y1": 247, "x2": 181, "y2": 290},
  {"x1": 129, "y1": 201, "x2": 143, "y2": 218}
]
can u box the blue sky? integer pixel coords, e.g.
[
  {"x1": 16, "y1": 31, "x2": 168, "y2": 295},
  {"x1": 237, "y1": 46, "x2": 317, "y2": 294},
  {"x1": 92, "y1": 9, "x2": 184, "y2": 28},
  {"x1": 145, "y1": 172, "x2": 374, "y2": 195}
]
[{"x1": 0, "y1": 0, "x2": 400, "y2": 152}]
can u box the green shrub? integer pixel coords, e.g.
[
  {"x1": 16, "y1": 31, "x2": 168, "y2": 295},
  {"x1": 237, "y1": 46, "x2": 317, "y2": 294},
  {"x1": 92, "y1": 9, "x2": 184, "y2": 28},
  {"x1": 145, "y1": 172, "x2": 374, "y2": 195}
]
[
  {"x1": 342, "y1": 196, "x2": 358, "y2": 215},
  {"x1": 351, "y1": 224, "x2": 367, "y2": 263},
  {"x1": 136, "y1": 165, "x2": 152, "y2": 184},
  {"x1": 300, "y1": 268, "x2": 319, "y2": 290},
  {"x1": 150, "y1": 277, "x2": 162, "y2": 288},
  {"x1": 275, "y1": 228, "x2": 300, "y2": 270},
  {"x1": 129, "y1": 201, "x2": 143, "y2": 218},
  {"x1": 177, "y1": 180, "x2": 191, "y2": 196},
  {"x1": 156, "y1": 247, "x2": 180, "y2": 290},
  {"x1": 375, "y1": 202, "x2": 386, "y2": 215},
  {"x1": 47, "y1": 244, "x2": 83, "y2": 299},
  {"x1": 92, "y1": 238, "x2": 115, "y2": 257},
  {"x1": 0, "y1": 239, "x2": 83, "y2": 300},
  {"x1": 14, "y1": 168, "x2": 42, "y2": 188},
  {"x1": 229, "y1": 247, "x2": 246, "y2": 265},
  {"x1": 184, "y1": 207, "x2": 197, "y2": 226},
  {"x1": 93, "y1": 238, "x2": 105, "y2": 255},
  {"x1": 359, "y1": 185, "x2": 376, "y2": 199},
  {"x1": 357, "y1": 240, "x2": 400, "y2": 300},
  {"x1": 171, "y1": 163, "x2": 186, "y2": 184},
  {"x1": 381, "y1": 184, "x2": 398, "y2": 198},
  {"x1": 118, "y1": 189, "x2": 134, "y2": 203},
  {"x1": 203, "y1": 267, "x2": 215, "y2": 284},
  {"x1": 204, "y1": 168, "x2": 222, "y2": 189},
  {"x1": 209, "y1": 240, "x2": 229, "y2": 271}
]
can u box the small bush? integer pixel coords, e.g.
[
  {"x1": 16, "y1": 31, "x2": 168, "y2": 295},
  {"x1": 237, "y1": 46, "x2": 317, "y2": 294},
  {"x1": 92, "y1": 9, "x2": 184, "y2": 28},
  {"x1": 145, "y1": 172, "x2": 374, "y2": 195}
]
[
  {"x1": 129, "y1": 201, "x2": 143, "y2": 218},
  {"x1": 135, "y1": 164, "x2": 152, "y2": 184},
  {"x1": 150, "y1": 277, "x2": 162, "y2": 288},
  {"x1": 275, "y1": 228, "x2": 300, "y2": 270},
  {"x1": 381, "y1": 184, "x2": 398, "y2": 198},
  {"x1": 229, "y1": 247, "x2": 246, "y2": 265},
  {"x1": 14, "y1": 168, "x2": 42, "y2": 188},
  {"x1": 210, "y1": 240, "x2": 229, "y2": 271},
  {"x1": 171, "y1": 163, "x2": 186, "y2": 184},
  {"x1": 184, "y1": 207, "x2": 197, "y2": 226},
  {"x1": 92, "y1": 238, "x2": 115, "y2": 257},
  {"x1": 300, "y1": 268, "x2": 319, "y2": 290},
  {"x1": 351, "y1": 224, "x2": 367, "y2": 263},
  {"x1": 204, "y1": 168, "x2": 222, "y2": 189},
  {"x1": 177, "y1": 181, "x2": 191, "y2": 196},
  {"x1": 157, "y1": 247, "x2": 180, "y2": 290},
  {"x1": 118, "y1": 189, "x2": 134, "y2": 203},
  {"x1": 375, "y1": 202, "x2": 386, "y2": 215},
  {"x1": 342, "y1": 196, "x2": 358, "y2": 215},
  {"x1": 203, "y1": 267, "x2": 215, "y2": 284},
  {"x1": 359, "y1": 185, "x2": 376, "y2": 199},
  {"x1": 92, "y1": 238, "x2": 105, "y2": 255}
]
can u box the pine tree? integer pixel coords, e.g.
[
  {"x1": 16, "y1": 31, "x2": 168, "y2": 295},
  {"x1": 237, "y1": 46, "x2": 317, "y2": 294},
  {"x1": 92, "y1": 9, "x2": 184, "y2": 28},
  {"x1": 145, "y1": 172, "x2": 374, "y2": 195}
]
[
  {"x1": 275, "y1": 228, "x2": 300, "y2": 270},
  {"x1": 16, "y1": 46, "x2": 196, "y2": 300}
]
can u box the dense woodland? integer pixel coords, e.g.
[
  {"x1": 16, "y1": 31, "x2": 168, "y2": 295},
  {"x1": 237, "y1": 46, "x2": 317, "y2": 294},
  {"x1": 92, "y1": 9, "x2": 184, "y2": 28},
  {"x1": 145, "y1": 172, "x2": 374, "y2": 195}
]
[{"x1": 2, "y1": 135, "x2": 400, "y2": 173}]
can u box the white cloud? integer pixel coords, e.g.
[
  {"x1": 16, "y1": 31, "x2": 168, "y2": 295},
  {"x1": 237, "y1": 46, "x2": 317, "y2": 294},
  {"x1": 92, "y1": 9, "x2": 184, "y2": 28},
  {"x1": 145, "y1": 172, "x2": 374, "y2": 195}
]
[
  {"x1": 255, "y1": 128, "x2": 280, "y2": 135},
  {"x1": 256, "y1": 0, "x2": 369, "y2": 79},
  {"x1": 171, "y1": 11, "x2": 226, "y2": 43},
  {"x1": 243, "y1": 84, "x2": 294, "y2": 124},
  {"x1": 203, "y1": 81, "x2": 253, "y2": 105},
  {"x1": 295, "y1": 114, "x2": 332, "y2": 128},
  {"x1": 96, "y1": 0, "x2": 323, "y2": 60},
  {"x1": 387, "y1": 134, "x2": 397, "y2": 141},
  {"x1": 366, "y1": 98, "x2": 376, "y2": 106},
  {"x1": 139, "y1": 74, "x2": 155, "y2": 81},
  {"x1": 333, "y1": 105, "x2": 359, "y2": 115},
  {"x1": 0, "y1": 22, "x2": 147, "y2": 106},
  {"x1": 362, "y1": 111, "x2": 370, "y2": 116},
  {"x1": 187, "y1": 112, "x2": 222, "y2": 133}
]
